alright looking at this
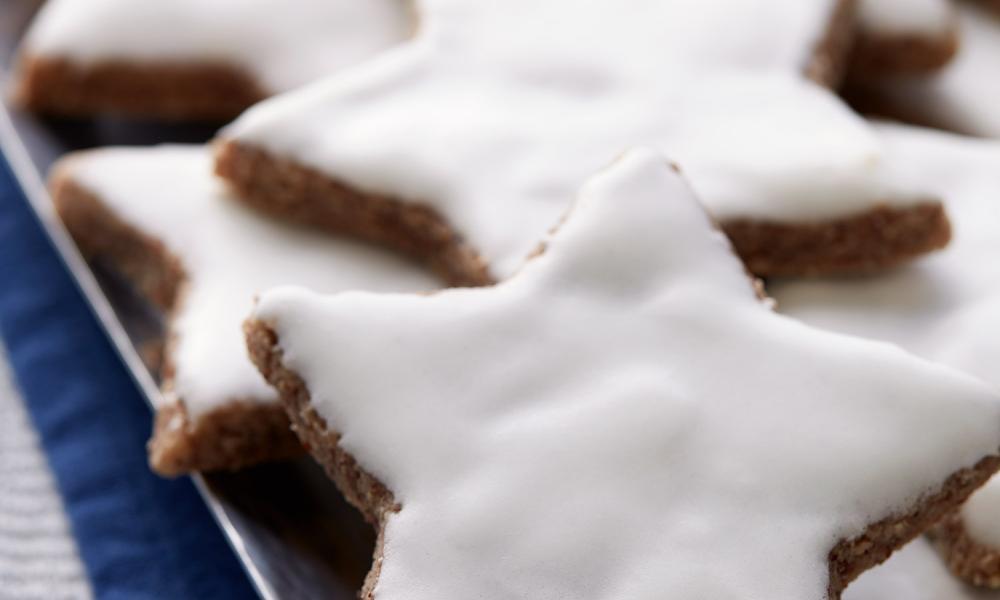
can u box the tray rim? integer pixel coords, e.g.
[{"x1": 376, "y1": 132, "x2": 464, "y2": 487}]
[{"x1": 0, "y1": 103, "x2": 276, "y2": 600}]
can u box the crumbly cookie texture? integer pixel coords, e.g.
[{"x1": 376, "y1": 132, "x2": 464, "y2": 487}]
[
  {"x1": 846, "y1": 3, "x2": 1000, "y2": 137},
  {"x1": 51, "y1": 146, "x2": 436, "y2": 475},
  {"x1": 13, "y1": 0, "x2": 410, "y2": 120},
  {"x1": 931, "y1": 476, "x2": 1000, "y2": 588},
  {"x1": 246, "y1": 150, "x2": 1000, "y2": 600},
  {"x1": 218, "y1": 0, "x2": 950, "y2": 283},
  {"x1": 773, "y1": 124, "x2": 1000, "y2": 587},
  {"x1": 847, "y1": 0, "x2": 958, "y2": 80}
]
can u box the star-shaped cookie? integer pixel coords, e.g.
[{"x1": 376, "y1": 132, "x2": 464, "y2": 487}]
[
  {"x1": 52, "y1": 145, "x2": 436, "y2": 475},
  {"x1": 246, "y1": 150, "x2": 1000, "y2": 599},
  {"x1": 14, "y1": 0, "x2": 411, "y2": 119},
  {"x1": 773, "y1": 124, "x2": 1000, "y2": 587},
  {"x1": 218, "y1": 0, "x2": 950, "y2": 285}
]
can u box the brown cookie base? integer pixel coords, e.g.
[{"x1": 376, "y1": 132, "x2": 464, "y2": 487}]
[
  {"x1": 806, "y1": 0, "x2": 859, "y2": 88},
  {"x1": 51, "y1": 163, "x2": 303, "y2": 475},
  {"x1": 13, "y1": 55, "x2": 265, "y2": 121},
  {"x1": 216, "y1": 141, "x2": 951, "y2": 282},
  {"x1": 215, "y1": 141, "x2": 492, "y2": 287},
  {"x1": 150, "y1": 400, "x2": 303, "y2": 477},
  {"x1": 840, "y1": 8, "x2": 977, "y2": 132},
  {"x1": 929, "y1": 508, "x2": 1000, "y2": 588},
  {"x1": 51, "y1": 169, "x2": 185, "y2": 309},
  {"x1": 724, "y1": 203, "x2": 951, "y2": 278},
  {"x1": 13, "y1": 0, "x2": 850, "y2": 121},
  {"x1": 245, "y1": 318, "x2": 1000, "y2": 599},
  {"x1": 846, "y1": 26, "x2": 959, "y2": 83},
  {"x1": 977, "y1": 0, "x2": 1000, "y2": 16},
  {"x1": 246, "y1": 322, "x2": 395, "y2": 600},
  {"x1": 828, "y1": 457, "x2": 1000, "y2": 595}
]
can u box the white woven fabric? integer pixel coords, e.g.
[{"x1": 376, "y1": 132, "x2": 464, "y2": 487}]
[{"x1": 0, "y1": 342, "x2": 90, "y2": 600}]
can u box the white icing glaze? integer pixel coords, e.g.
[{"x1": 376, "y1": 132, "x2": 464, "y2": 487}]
[
  {"x1": 225, "y1": 0, "x2": 924, "y2": 279},
  {"x1": 255, "y1": 149, "x2": 1000, "y2": 600},
  {"x1": 862, "y1": 4, "x2": 1000, "y2": 137},
  {"x1": 857, "y1": 0, "x2": 954, "y2": 35},
  {"x1": 772, "y1": 123, "x2": 1000, "y2": 553},
  {"x1": 62, "y1": 146, "x2": 436, "y2": 417},
  {"x1": 22, "y1": 0, "x2": 410, "y2": 94},
  {"x1": 844, "y1": 538, "x2": 978, "y2": 600}
]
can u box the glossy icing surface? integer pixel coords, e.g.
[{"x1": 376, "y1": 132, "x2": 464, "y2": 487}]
[{"x1": 256, "y1": 150, "x2": 1000, "y2": 599}]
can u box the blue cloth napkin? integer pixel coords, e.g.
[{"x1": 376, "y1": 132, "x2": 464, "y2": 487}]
[{"x1": 0, "y1": 151, "x2": 257, "y2": 599}]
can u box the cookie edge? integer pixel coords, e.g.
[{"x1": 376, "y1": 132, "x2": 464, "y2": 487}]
[
  {"x1": 51, "y1": 161, "x2": 303, "y2": 475},
  {"x1": 214, "y1": 141, "x2": 492, "y2": 287},
  {"x1": 846, "y1": 18, "x2": 960, "y2": 82},
  {"x1": 247, "y1": 317, "x2": 1000, "y2": 598},
  {"x1": 929, "y1": 507, "x2": 1000, "y2": 588},
  {"x1": 13, "y1": 55, "x2": 266, "y2": 121},
  {"x1": 216, "y1": 141, "x2": 952, "y2": 280}
]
